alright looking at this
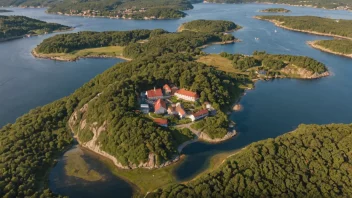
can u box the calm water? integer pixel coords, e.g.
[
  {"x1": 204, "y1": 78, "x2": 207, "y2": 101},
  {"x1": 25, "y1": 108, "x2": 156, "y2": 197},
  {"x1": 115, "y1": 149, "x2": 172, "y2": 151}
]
[{"x1": 1, "y1": 3, "x2": 352, "y2": 197}]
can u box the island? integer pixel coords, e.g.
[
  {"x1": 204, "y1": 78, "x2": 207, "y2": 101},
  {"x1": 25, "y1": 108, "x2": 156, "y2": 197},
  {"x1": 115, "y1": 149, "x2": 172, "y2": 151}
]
[
  {"x1": 255, "y1": 15, "x2": 352, "y2": 57},
  {"x1": 0, "y1": 15, "x2": 72, "y2": 42},
  {"x1": 32, "y1": 25, "x2": 237, "y2": 61},
  {"x1": 260, "y1": 8, "x2": 290, "y2": 13},
  {"x1": 0, "y1": 18, "x2": 333, "y2": 197},
  {"x1": 148, "y1": 123, "x2": 352, "y2": 197},
  {"x1": 0, "y1": 9, "x2": 13, "y2": 12},
  {"x1": 177, "y1": 19, "x2": 241, "y2": 33}
]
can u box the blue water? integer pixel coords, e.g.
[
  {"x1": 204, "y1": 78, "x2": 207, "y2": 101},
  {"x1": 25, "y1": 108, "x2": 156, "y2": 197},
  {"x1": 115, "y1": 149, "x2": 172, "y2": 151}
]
[{"x1": 1, "y1": 3, "x2": 352, "y2": 197}]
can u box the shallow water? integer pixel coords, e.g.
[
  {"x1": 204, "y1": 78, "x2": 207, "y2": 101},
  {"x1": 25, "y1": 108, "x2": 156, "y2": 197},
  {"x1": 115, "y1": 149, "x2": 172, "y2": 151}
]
[{"x1": 1, "y1": 3, "x2": 352, "y2": 197}]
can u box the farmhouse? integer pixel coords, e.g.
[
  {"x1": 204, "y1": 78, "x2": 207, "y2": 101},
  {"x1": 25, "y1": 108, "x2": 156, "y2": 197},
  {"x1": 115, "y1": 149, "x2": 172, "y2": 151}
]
[
  {"x1": 146, "y1": 88, "x2": 163, "y2": 100},
  {"x1": 190, "y1": 109, "x2": 209, "y2": 122},
  {"x1": 154, "y1": 99, "x2": 166, "y2": 114},
  {"x1": 163, "y1": 84, "x2": 172, "y2": 95},
  {"x1": 175, "y1": 89, "x2": 199, "y2": 102},
  {"x1": 168, "y1": 103, "x2": 186, "y2": 118},
  {"x1": 153, "y1": 118, "x2": 168, "y2": 127}
]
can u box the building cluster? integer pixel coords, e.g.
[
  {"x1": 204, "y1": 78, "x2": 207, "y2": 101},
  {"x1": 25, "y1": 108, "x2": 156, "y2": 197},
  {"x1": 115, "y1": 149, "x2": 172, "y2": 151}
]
[
  {"x1": 57, "y1": 7, "x2": 157, "y2": 20},
  {"x1": 140, "y1": 84, "x2": 214, "y2": 127}
]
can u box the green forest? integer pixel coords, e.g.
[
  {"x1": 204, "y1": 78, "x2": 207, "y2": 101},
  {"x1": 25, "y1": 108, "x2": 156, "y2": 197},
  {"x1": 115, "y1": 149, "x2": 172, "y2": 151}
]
[
  {"x1": 0, "y1": 15, "x2": 70, "y2": 41},
  {"x1": 220, "y1": 51, "x2": 328, "y2": 74},
  {"x1": 35, "y1": 29, "x2": 167, "y2": 53},
  {"x1": 123, "y1": 31, "x2": 235, "y2": 59},
  {"x1": 35, "y1": 29, "x2": 235, "y2": 59},
  {"x1": 260, "y1": 8, "x2": 290, "y2": 12},
  {"x1": 204, "y1": 0, "x2": 352, "y2": 9},
  {"x1": 313, "y1": 39, "x2": 352, "y2": 54},
  {"x1": 148, "y1": 123, "x2": 352, "y2": 197},
  {"x1": 257, "y1": 15, "x2": 352, "y2": 38},
  {"x1": 179, "y1": 20, "x2": 240, "y2": 33}
]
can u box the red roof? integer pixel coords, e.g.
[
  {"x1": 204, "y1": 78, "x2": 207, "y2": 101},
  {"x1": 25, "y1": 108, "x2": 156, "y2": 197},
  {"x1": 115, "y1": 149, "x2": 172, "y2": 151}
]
[
  {"x1": 176, "y1": 105, "x2": 186, "y2": 116},
  {"x1": 154, "y1": 118, "x2": 168, "y2": 126},
  {"x1": 193, "y1": 109, "x2": 208, "y2": 118},
  {"x1": 163, "y1": 84, "x2": 171, "y2": 92},
  {"x1": 147, "y1": 88, "x2": 163, "y2": 98},
  {"x1": 154, "y1": 99, "x2": 166, "y2": 111},
  {"x1": 176, "y1": 89, "x2": 199, "y2": 99}
]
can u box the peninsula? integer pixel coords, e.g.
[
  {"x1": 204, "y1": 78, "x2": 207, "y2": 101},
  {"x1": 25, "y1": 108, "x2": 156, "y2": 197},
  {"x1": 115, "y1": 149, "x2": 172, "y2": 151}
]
[
  {"x1": 149, "y1": 123, "x2": 352, "y2": 197},
  {"x1": 0, "y1": 15, "x2": 71, "y2": 42},
  {"x1": 0, "y1": 9, "x2": 12, "y2": 12},
  {"x1": 255, "y1": 15, "x2": 352, "y2": 57},
  {"x1": 1, "y1": 18, "x2": 333, "y2": 197},
  {"x1": 260, "y1": 8, "x2": 290, "y2": 13},
  {"x1": 308, "y1": 40, "x2": 352, "y2": 58}
]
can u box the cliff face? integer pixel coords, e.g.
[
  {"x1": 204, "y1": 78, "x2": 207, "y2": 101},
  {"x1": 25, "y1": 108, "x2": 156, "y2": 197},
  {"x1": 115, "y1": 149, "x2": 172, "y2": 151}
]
[{"x1": 69, "y1": 100, "x2": 180, "y2": 170}]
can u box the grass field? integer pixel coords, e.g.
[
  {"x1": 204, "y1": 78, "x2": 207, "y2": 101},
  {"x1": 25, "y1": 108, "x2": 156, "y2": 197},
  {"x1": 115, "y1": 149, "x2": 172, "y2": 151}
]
[
  {"x1": 197, "y1": 54, "x2": 247, "y2": 74},
  {"x1": 64, "y1": 148, "x2": 103, "y2": 181},
  {"x1": 34, "y1": 46, "x2": 126, "y2": 61}
]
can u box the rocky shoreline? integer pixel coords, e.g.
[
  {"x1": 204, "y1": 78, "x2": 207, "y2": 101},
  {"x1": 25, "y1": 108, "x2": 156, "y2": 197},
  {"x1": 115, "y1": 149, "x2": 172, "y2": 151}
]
[
  {"x1": 254, "y1": 17, "x2": 352, "y2": 41},
  {"x1": 307, "y1": 41, "x2": 352, "y2": 59}
]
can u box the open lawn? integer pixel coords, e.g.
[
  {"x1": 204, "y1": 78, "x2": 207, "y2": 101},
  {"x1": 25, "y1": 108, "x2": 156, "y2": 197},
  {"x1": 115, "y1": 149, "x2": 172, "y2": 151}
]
[
  {"x1": 34, "y1": 46, "x2": 127, "y2": 61},
  {"x1": 197, "y1": 54, "x2": 247, "y2": 74}
]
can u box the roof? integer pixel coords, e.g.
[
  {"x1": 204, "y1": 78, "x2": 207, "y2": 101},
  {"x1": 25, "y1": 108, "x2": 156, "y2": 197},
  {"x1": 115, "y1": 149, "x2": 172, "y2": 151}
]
[
  {"x1": 146, "y1": 88, "x2": 163, "y2": 98},
  {"x1": 175, "y1": 89, "x2": 199, "y2": 98},
  {"x1": 154, "y1": 99, "x2": 166, "y2": 111},
  {"x1": 192, "y1": 109, "x2": 209, "y2": 118},
  {"x1": 153, "y1": 118, "x2": 168, "y2": 125},
  {"x1": 176, "y1": 105, "x2": 186, "y2": 116},
  {"x1": 163, "y1": 84, "x2": 171, "y2": 92}
]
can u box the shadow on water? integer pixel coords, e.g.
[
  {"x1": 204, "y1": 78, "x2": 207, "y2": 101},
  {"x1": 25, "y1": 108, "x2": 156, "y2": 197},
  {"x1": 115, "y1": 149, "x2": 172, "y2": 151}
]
[{"x1": 49, "y1": 146, "x2": 133, "y2": 198}]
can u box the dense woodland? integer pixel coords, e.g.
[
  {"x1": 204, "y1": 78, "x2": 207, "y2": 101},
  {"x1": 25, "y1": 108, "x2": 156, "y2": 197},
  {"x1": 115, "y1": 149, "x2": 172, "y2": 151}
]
[
  {"x1": 123, "y1": 31, "x2": 235, "y2": 59},
  {"x1": 180, "y1": 20, "x2": 240, "y2": 33},
  {"x1": 260, "y1": 8, "x2": 290, "y2": 12},
  {"x1": 0, "y1": 15, "x2": 70, "y2": 40},
  {"x1": 220, "y1": 51, "x2": 328, "y2": 74},
  {"x1": 149, "y1": 124, "x2": 352, "y2": 197},
  {"x1": 257, "y1": 15, "x2": 352, "y2": 38},
  {"x1": 205, "y1": 0, "x2": 352, "y2": 9},
  {"x1": 36, "y1": 29, "x2": 235, "y2": 58},
  {"x1": 129, "y1": 8, "x2": 186, "y2": 19},
  {"x1": 0, "y1": 49, "x2": 242, "y2": 196},
  {"x1": 35, "y1": 29, "x2": 166, "y2": 53},
  {"x1": 314, "y1": 39, "x2": 352, "y2": 54}
]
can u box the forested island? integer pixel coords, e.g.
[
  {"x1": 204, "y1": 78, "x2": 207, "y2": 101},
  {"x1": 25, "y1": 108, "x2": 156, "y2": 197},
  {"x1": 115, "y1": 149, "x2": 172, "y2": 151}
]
[
  {"x1": 260, "y1": 8, "x2": 290, "y2": 12},
  {"x1": 178, "y1": 19, "x2": 241, "y2": 33},
  {"x1": 204, "y1": 0, "x2": 351, "y2": 10},
  {"x1": 46, "y1": 0, "x2": 192, "y2": 20},
  {"x1": 148, "y1": 123, "x2": 352, "y2": 197},
  {"x1": 308, "y1": 40, "x2": 352, "y2": 58},
  {"x1": 32, "y1": 27, "x2": 237, "y2": 61},
  {"x1": 0, "y1": 15, "x2": 71, "y2": 42}
]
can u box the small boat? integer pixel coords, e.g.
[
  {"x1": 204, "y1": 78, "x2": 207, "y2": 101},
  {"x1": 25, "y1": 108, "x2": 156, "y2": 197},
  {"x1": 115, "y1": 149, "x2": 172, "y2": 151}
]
[
  {"x1": 255, "y1": 37, "x2": 259, "y2": 40},
  {"x1": 274, "y1": 29, "x2": 277, "y2": 33}
]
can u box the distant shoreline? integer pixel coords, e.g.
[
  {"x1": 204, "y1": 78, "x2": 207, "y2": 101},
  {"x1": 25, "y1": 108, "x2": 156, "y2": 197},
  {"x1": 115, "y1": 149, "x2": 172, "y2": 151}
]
[
  {"x1": 307, "y1": 40, "x2": 352, "y2": 58},
  {"x1": 254, "y1": 16, "x2": 352, "y2": 40}
]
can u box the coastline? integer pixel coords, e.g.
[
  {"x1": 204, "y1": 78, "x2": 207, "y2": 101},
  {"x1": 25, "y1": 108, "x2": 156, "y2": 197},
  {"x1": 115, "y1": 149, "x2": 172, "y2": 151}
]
[
  {"x1": 31, "y1": 48, "x2": 132, "y2": 62},
  {"x1": 307, "y1": 40, "x2": 352, "y2": 58},
  {"x1": 254, "y1": 16, "x2": 352, "y2": 40},
  {"x1": 0, "y1": 27, "x2": 74, "y2": 43}
]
